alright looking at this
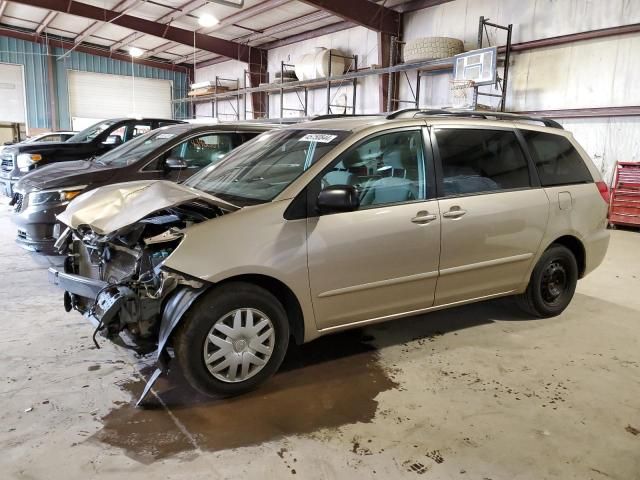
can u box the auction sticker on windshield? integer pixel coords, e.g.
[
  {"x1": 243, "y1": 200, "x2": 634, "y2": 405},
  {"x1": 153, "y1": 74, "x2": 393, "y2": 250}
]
[{"x1": 299, "y1": 133, "x2": 337, "y2": 143}]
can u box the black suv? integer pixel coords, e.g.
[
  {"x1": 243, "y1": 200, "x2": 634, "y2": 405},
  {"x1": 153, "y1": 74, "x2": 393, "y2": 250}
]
[
  {"x1": 11, "y1": 122, "x2": 273, "y2": 253},
  {"x1": 1, "y1": 118, "x2": 182, "y2": 196}
]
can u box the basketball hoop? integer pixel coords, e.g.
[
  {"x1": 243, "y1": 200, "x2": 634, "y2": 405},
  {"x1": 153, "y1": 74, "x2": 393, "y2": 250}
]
[{"x1": 449, "y1": 79, "x2": 475, "y2": 109}]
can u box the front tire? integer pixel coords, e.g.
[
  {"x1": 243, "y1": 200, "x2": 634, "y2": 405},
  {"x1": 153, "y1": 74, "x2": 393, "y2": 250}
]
[
  {"x1": 174, "y1": 282, "x2": 290, "y2": 397},
  {"x1": 517, "y1": 244, "x2": 578, "y2": 318}
]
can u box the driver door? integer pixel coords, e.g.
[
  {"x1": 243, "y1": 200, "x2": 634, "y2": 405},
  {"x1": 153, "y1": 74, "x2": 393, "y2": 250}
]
[{"x1": 306, "y1": 128, "x2": 441, "y2": 331}]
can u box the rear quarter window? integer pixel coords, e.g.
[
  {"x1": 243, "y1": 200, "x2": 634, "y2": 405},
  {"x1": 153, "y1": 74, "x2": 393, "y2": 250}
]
[{"x1": 521, "y1": 130, "x2": 593, "y2": 186}]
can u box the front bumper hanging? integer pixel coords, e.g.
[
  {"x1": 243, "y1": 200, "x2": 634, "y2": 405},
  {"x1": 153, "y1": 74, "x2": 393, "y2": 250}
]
[{"x1": 49, "y1": 265, "x2": 206, "y2": 406}]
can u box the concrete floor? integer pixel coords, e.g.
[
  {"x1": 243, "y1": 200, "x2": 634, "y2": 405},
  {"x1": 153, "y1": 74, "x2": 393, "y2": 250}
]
[{"x1": 0, "y1": 198, "x2": 638, "y2": 480}]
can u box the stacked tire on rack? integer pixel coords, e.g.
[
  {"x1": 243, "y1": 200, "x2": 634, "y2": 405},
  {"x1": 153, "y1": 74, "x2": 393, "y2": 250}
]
[{"x1": 403, "y1": 37, "x2": 464, "y2": 62}]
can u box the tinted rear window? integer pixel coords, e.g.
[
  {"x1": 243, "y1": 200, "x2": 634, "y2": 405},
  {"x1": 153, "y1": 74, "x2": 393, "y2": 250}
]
[
  {"x1": 435, "y1": 128, "x2": 531, "y2": 196},
  {"x1": 522, "y1": 130, "x2": 592, "y2": 186}
]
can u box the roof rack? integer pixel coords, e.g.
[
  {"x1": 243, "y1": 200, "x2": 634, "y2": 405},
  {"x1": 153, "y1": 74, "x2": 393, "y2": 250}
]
[
  {"x1": 386, "y1": 108, "x2": 564, "y2": 129},
  {"x1": 311, "y1": 114, "x2": 380, "y2": 121}
]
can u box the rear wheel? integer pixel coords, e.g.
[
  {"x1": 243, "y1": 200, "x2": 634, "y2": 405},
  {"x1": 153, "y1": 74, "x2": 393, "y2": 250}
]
[
  {"x1": 174, "y1": 282, "x2": 289, "y2": 397},
  {"x1": 517, "y1": 244, "x2": 578, "y2": 317}
]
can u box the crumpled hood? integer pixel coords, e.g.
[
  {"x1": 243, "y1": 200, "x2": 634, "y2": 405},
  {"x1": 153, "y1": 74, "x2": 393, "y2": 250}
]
[
  {"x1": 15, "y1": 160, "x2": 115, "y2": 192},
  {"x1": 57, "y1": 180, "x2": 238, "y2": 235}
]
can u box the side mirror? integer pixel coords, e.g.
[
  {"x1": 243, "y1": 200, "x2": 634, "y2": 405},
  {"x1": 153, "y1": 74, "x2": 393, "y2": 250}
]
[
  {"x1": 102, "y1": 135, "x2": 122, "y2": 146},
  {"x1": 317, "y1": 185, "x2": 360, "y2": 214},
  {"x1": 165, "y1": 157, "x2": 187, "y2": 170}
]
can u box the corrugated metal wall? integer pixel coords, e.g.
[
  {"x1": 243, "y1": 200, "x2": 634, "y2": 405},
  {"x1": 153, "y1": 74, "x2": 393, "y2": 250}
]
[
  {"x1": 0, "y1": 36, "x2": 50, "y2": 129},
  {"x1": 0, "y1": 35, "x2": 189, "y2": 131}
]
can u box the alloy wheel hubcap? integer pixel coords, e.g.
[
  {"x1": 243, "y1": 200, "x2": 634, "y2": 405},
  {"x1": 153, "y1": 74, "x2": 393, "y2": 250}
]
[
  {"x1": 541, "y1": 260, "x2": 567, "y2": 304},
  {"x1": 203, "y1": 308, "x2": 275, "y2": 383}
]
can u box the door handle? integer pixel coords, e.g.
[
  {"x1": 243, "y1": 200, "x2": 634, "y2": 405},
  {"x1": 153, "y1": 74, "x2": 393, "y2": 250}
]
[
  {"x1": 411, "y1": 211, "x2": 438, "y2": 224},
  {"x1": 442, "y1": 206, "x2": 467, "y2": 219}
]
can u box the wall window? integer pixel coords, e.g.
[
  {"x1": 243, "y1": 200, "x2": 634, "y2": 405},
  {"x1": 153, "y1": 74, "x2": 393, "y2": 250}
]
[
  {"x1": 521, "y1": 130, "x2": 593, "y2": 186},
  {"x1": 321, "y1": 130, "x2": 427, "y2": 207},
  {"x1": 435, "y1": 128, "x2": 530, "y2": 196}
]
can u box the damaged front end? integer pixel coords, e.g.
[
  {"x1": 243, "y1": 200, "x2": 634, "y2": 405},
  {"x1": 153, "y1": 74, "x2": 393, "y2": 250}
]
[{"x1": 48, "y1": 181, "x2": 237, "y2": 404}]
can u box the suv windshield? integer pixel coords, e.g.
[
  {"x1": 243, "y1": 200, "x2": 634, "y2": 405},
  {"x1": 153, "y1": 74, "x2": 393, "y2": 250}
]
[
  {"x1": 184, "y1": 129, "x2": 349, "y2": 205},
  {"x1": 68, "y1": 120, "x2": 118, "y2": 143},
  {"x1": 95, "y1": 128, "x2": 181, "y2": 167}
]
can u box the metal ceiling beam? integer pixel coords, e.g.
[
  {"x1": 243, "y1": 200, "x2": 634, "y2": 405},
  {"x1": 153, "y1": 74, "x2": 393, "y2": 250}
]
[
  {"x1": 11, "y1": 0, "x2": 267, "y2": 64},
  {"x1": 392, "y1": 0, "x2": 454, "y2": 13},
  {"x1": 0, "y1": 26, "x2": 193, "y2": 76},
  {"x1": 110, "y1": 0, "x2": 205, "y2": 52},
  {"x1": 35, "y1": 11, "x2": 58, "y2": 34},
  {"x1": 138, "y1": 40, "x2": 175, "y2": 60},
  {"x1": 171, "y1": 49, "x2": 218, "y2": 64},
  {"x1": 134, "y1": 0, "x2": 291, "y2": 60},
  {"x1": 298, "y1": 0, "x2": 400, "y2": 35},
  {"x1": 236, "y1": 9, "x2": 334, "y2": 45},
  {"x1": 74, "y1": 0, "x2": 143, "y2": 45},
  {"x1": 258, "y1": 19, "x2": 354, "y2": 49},
  {"x1": 194, "y1": 18, "x2": 356, "y2": 68},
  {"x1": 0, "y1": 2, "x2": 8, "y2": 22}
]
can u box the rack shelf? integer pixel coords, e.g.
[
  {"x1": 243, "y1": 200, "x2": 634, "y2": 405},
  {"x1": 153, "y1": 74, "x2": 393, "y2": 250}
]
[
  {"x1": 174, "y1": 56, "x2": 454, "y2": 106},
  {"x1": 176, "y1": 15, "x2": 512, "y2": 119}
]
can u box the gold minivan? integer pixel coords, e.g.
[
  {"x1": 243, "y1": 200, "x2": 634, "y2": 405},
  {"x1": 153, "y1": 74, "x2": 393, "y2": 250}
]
[{"x1": 49, "y1": 111, "x2": 610, "y2": 401}]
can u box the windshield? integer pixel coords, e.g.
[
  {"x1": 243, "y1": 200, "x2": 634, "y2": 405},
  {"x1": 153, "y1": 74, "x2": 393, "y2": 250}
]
[
  {"x1": 184, "y1": 129, "x2": 349, "y2": 205},
  {"x1": 68, "y1": 120, "x2": 118, "y2": 143},
  {"x1": 95, "y1": 128, "x2": 180, "y2": 167}
]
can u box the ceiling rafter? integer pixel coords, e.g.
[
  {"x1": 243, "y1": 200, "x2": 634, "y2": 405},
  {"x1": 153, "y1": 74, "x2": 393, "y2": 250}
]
[
  {"x1": 110, "y1": 0, "x2": 206, "y2": 52},
  {"x1": 133, "y1": 0, "x2": 291, "y2": 60},
  {"x1": 74, "y1": 0, "x2": 144, "y2": 45},
  {"x1": 0, "y1": 1, "x2": 8, "y2": 22},
  {"x1": 175, "y1": 7, "x2": 339, "y2": 67},
  {"x1": 35, "y1": 10, "x2": 58, "y2": 34},
  {"x1": 10, "y1": 0, "x2": 266, "y2": 64},
  {"x1": 0, "y1": 26, "x2": 193, "y2": 75},
  {"x1": 298, "y1": 0, "x2": 400, "y2": 35}
]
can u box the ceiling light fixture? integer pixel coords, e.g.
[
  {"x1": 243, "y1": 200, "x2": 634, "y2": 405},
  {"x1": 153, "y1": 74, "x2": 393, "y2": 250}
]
[
  {"x1": 198, "y1": 14, "x2": 219, "y2": 28},
  {"x1": 129, "y1": 46, "x2": 144, "y2": 58}
]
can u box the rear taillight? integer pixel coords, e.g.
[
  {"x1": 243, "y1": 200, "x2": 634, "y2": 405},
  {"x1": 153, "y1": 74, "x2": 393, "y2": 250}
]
[{"x1": 596, "y1": 181, "x2": 610, "y2": 204}]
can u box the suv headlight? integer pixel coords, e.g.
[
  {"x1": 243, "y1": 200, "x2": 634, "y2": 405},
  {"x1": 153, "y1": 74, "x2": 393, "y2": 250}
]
[
  {"x1": 17, "y1": 153, "x2": 43, "y2": 171},
  {"x1": 28, "y1": 185, "x2": 87, "y2": 206}
]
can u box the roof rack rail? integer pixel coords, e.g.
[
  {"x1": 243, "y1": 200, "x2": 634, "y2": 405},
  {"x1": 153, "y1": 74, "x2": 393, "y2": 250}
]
[
  {"x1": 386, "y1": 108, "x2": 564, "y2": 129},
  {"x1": 311, "y1": 114, "x2": 379, "y2": 121}
]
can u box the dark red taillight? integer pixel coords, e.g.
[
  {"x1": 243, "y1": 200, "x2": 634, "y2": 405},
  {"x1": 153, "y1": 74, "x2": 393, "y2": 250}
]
[{"x1": 596, "y1": 181, "x2": 610, "y2": 204}]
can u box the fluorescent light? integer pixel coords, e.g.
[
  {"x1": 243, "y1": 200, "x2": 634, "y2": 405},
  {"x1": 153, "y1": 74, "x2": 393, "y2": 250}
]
[
  {"x1": 129, "y1": 47, "x2": 144, "y2": 58},
  {"x1": 198, "y1": 14, "x2": 219, "y2": 28}
]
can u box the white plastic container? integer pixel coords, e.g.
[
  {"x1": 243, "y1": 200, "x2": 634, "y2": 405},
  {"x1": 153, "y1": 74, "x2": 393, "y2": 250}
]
[{"x1": 295, "y1": 48, "x2": 346, "y2": 80}]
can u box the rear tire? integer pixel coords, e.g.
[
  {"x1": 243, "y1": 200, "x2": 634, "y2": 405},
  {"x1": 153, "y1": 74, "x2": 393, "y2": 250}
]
[
  {"x1": 174, "y1": 282, "x2": 290, "y2": 397},
  {"x1": 517, "y1": 244, "x2": 578, "y2": 318}
]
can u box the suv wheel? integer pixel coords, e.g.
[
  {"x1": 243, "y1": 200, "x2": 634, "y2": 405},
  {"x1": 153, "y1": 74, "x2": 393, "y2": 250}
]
[
  {"x1": 517, "y1": 244, "x2": 578, "y2": 317},
  {"x1": 174, "y1": 282, "x2": 290, "y2": 397}
]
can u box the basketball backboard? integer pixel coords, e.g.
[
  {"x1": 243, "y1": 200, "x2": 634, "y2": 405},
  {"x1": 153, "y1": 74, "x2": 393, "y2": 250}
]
[{"x1": 453, "y1": 46, "x2": 497, "y2": 86}]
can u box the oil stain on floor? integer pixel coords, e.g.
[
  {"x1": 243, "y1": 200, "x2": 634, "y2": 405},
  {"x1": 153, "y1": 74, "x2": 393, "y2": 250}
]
[{"x1": 93, "y1": 330, "x2": 398, "y2": 463}]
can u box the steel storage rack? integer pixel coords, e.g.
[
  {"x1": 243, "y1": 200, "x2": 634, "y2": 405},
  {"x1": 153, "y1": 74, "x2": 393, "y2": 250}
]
[{"x1": 175, "y1": 15, "x2": 513, "y2": 121}]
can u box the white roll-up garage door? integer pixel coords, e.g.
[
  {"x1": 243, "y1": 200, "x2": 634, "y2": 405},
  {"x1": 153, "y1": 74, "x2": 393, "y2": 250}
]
[
  {"x1": 68, "y1": 70, "x2": 172, "y2": 125},
  {"x1": 0, "y1": 63, "x2": 27, "y2": 123}
]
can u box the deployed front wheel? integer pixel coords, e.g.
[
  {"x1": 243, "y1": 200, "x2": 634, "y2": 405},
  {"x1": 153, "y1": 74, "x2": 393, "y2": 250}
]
[
  {"x1": 517, "y1": 244, "x2": 578, "y2": 317},
  {"x1": 174, "y1": 282, "x2": 290, "y2": 397}
]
